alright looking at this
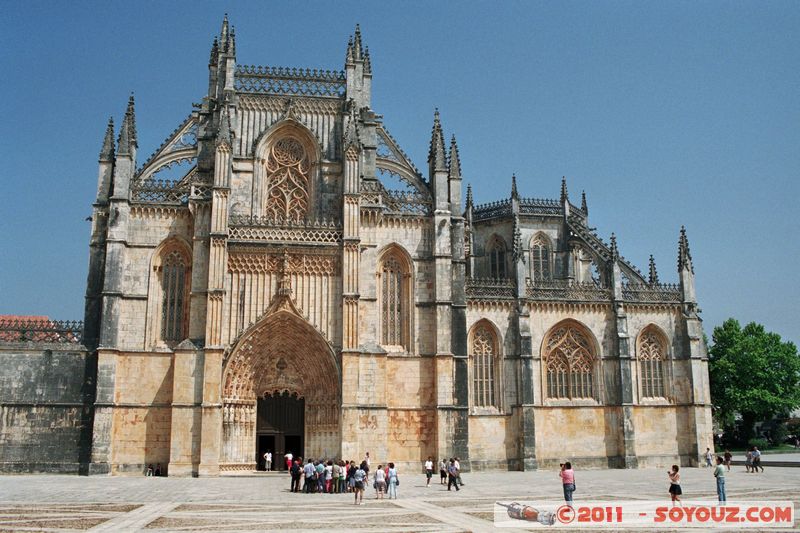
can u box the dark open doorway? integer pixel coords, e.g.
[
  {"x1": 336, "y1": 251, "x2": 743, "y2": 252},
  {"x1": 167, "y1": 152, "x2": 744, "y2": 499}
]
[{"x1": 257, "y1": 391, "x2": 304, "y2": 471}]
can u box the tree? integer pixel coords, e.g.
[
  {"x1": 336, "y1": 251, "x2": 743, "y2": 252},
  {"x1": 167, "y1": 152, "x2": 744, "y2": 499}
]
[{"x1": 709, "y1": 319, "x2": 800, "y2": 443}]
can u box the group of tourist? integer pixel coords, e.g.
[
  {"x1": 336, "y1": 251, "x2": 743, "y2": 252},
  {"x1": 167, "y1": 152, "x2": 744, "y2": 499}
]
[
  {"x1": 282, "y1": 453, "x2": 400, "y2": 504},
  {"x1": 280, "y1": 453, "x2": 467, "y2": 503}
]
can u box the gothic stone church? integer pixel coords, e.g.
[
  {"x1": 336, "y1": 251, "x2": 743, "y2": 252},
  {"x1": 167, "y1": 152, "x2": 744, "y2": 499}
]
[{"x1": 0, "y1": 20, "x2": 713, "y2": 476}]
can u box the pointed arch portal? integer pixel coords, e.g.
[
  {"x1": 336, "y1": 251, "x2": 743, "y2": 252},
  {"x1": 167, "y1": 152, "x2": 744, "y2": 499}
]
[{"x1": 220, "y1": 295, "x2": 340, "y2": 471}]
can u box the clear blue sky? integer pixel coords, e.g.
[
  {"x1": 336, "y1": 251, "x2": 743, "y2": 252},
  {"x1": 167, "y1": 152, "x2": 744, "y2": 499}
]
[{"x1": 1, "y1": 1, "x2": 798, "y2": 345}]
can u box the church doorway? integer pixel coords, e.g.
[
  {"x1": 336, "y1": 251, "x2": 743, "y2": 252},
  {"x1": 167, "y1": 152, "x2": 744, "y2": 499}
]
[
  {"x1": 257, "y1": 391, "x2": 305, "y2": 470},
  {"x1": 220, "y1": 296, "x2": 341, "y2": 472}
]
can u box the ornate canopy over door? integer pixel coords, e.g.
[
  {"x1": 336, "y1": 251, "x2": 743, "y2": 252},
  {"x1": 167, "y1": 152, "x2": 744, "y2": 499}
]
[{"x1": 221, "y1": 293, "x2": 340, "y2": 470}]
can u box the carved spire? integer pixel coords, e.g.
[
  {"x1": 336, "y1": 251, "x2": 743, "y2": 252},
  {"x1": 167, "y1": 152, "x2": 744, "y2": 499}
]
[
  {"x1": 581, "y1": 190, "x2": 588, "y2": 214},
  {"x1": 217, "y1": 106, "x2": 233, "y2": 146},
  {"x1": 511, "y1": 173, "x2": 519, "y2": 200},
  {"x1": 465, "y1": 183, "x2": 473, "y2": 209},
  {"x1": 363, "y1": 46, "x2": 371, "y2": 74},
  {"x1": 229, "y1": 26, "x2": 236, "y2": 57},
  {"x1": 648, "y1": 255, "x2": 659, "y2": 284},
  {"x1": 513, "y1": 215, "x2": 523, "y2": 261},
  {"x1": 125, "y1": 93, "x2": 137, "y2": 148},
  {"x1": 99, "y1": 117, "x2": 115, "y2": 162},
  {"x1": 209, "y1": 37, "x2": 219, "y2": 66},
  {"x1": 428, "y1": 109, "x2": 446, "y2": 171},
  {"x1": 560, "y1": 176, "x2": 568, "y2": 204},
  {"x1": 220, "y1": 14, "x2": 230, "y2": 51},
  {"x1": 353, "y1": 24, "x2": 363, "y2": 60},
  {"x1": 346, "y1": 35, "x2": 354, "y2": 63},
  {"x1": 343, "y1": 99, "x2": 360, "y2": 149},
  {"x1": 678, "y1": 226, "x2": 694, "y2": 273},
  {"x1": 610, "y1": 233, "x2": 619, "y2": 260},
  {"x1": 448, "y1": 135, "x2": 461, "y2": 180}
]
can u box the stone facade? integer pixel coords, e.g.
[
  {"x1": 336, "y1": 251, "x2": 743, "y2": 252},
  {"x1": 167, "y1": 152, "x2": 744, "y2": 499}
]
[{"x1": 0, "y1": 19, "x2": 713, "y2": 476}]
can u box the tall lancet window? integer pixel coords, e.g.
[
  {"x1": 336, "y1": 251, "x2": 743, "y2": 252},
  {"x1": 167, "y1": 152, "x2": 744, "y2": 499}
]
[
  {"x1": 161, "y1": 250, "x2": 189, "y2": 342},
  {"x1": 381, "y1": 256, "x2": 404, "y2": 346},
  {"x1": 471, "y1": 322, "x2": 499, "y2": 408},
  {"x1": 265, "y1": 137, "x2": 310, "y2": 221},
  {"x1": 488, "y1": 236, "x2": 507, "y2": 279},
  {"x1": 544, "y1": 322, "x2": 597, "y2": 400},
  {"x1": 531, "y1": 234, "x2": 552, "y2": 281},
  {"x1": 379, "y1": 247, "x2": 411, "y2": 350},
  {"x1": 638, "y1": 327, "x2": 667, "y2": 398}
]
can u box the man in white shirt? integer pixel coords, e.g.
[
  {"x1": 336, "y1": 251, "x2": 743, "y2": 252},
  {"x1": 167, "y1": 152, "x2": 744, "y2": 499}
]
[
  {"x1": 424, "y1": 456, "x2": 434, "y2": 487},
  {"x1": 264, "y1": 451, "x2": 272, "y2": 471}
]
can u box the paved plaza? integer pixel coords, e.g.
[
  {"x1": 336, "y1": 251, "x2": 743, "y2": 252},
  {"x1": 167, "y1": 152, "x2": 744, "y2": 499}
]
[{"x1": 0, "y1": 464, "x2": 798, "y2": 532}]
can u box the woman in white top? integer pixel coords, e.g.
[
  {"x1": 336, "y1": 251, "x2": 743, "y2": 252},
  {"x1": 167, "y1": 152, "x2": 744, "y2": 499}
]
[
  {"x1": 387, "y1": 462, "x2": 399, "y2": 499},
  {"x1": 373, "y1": 464, "x2": 386, "y2": 499}
]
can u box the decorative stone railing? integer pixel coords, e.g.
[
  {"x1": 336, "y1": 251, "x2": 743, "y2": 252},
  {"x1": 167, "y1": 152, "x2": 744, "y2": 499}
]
[
  {"x1": 472, "y1": 199, "x2": 511, "y2": 221},
  {"x1": 622, "y1": 283, "x2": 682, "y2": 303},
  {"x1": 228, "y1": 216, "x2": 342, "y2": 245},
  {"x1": 526, "y1": 279, "x2": 611, "y2": 302},
  {"x1": 465, "y1": 277, "x2": 517, "y2": 300},
  {"x1": 361, "y1": 181, "x2": 431, "y2": 215},
  {"x1": 0, "y1": 319, "x2": 84, "y2": 344},
  {"x1": 131, "y1": 178, "x2": 189, "y2": 204},
  {"x1": 234, "y1": 65, "x2": 347, "y2": 98}
]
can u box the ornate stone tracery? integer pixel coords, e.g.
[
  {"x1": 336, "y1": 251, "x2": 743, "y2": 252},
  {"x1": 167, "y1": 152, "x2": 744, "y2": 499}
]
[
  {"x1": 544, "y1": 322, "x2": 596, "y2": 400},
  {"x1": 470, "y1": 322, "x2": 498, "y2": 408},
  {"x1": 264, "y1": 137, "x2": 311, "y2": 221},
  {"x1": 638, "y1": 326, "x2": 666, "y2": 398}
]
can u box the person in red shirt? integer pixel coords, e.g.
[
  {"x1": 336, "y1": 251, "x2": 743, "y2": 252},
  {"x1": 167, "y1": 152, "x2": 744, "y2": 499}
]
[{"x1": 559, "y1": 462, "x2": 575, "y2": 505}]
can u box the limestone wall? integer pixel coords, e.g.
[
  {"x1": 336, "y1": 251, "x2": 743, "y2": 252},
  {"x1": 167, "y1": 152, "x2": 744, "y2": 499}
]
[
  {"x1": 108, "y1": 351, "x2": 174, "y2": 475},
  {"x1": 0, "y1": 344, "x2": 93, "y2": 473}
]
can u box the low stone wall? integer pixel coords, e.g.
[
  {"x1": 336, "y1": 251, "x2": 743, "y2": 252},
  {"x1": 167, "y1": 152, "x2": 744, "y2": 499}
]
[{"x1": 0, "y1": 343, "x2": 94, "y2": 473}]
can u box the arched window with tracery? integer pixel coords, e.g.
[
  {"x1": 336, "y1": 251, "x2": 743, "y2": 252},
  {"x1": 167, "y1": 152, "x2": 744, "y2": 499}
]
[
  {"x1": 379, "y1": 248, "x2": 411, "y2": 349},
  {"x1": 161, "y1": 250, "x2": 188, "y2": 341},
  {"x1": 544, "y1": 322, "x2": 597, "y2": 400},
  {"x1": 488, "y1": 236, "x2": 507, "y2": 279},
  {"x1": 530, "y1": 234, "x2": 552, "y2": 281},
  {"x1": 264, "y1": 137, "x2": 311, "y2": 221},
  {"x1": 470, "y1": 322, "x2": 499, "y2": 408},
  {"x1": 638, "y1": 327, "x2": 667, "y2": 398},
  {"x1": 147, "y1": 240, "x2": 192, "y2": 347}
]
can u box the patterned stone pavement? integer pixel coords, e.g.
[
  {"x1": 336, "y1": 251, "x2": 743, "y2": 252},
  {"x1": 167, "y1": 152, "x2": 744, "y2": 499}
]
[{"x1": 0, "y1": 466, "x2": 798, "y2": 532}]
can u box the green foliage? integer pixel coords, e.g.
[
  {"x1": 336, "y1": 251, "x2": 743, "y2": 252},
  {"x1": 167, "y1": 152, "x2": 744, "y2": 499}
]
[
  {"x1": 748, "y1": 438, "x2": 769, "y2": 450},
  {"x1": 709, "y1": 319, "x2": 800, "y2": 441}
]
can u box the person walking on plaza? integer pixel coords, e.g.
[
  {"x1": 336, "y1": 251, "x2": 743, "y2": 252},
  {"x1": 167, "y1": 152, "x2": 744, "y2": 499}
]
[
  {"x1": 723, "y1": 450, "x2": 732, "y2": 471},
  {"x1": 447, "y1": 459, "x2": 460, "y2": 491},
  {"x1": 713, "y1": 456, "x2": 726, "y2": 503},
  {"x1": 745, "y1": 448, "x2": 753, "y2": 472},
  {"x1": 289, "y1": 459, "x2": 302, "y2": 492},
  {"x1": 353, "y1": 463, "x2": 366, "y2": 505},
  {"x1": 667, "y1": 465, "x2": 682, "y2": 505},
  {"x1": 752, "y1": 446, "x2": 764, "y2": 472},
  {"x1": 704, "y1": 447, "x2": 713, "y2": 467},
  {"x1": 387, "y1": 462, "x2": 398, "y2": 499},
  {"x1": 454, "y1": 457, "x2": 464, "y2": 486},
  {"x1": 439, "y1": 459, "x2": 447, "y2": 485},
  {"x1": 424, "y1": 456, "x2": 433, "y2": 487},
  {"x1": 373, "y1": 464, "x2": 386, "y2": 499},
  {"x1": 559, "y1": 462, "x2": 575, "y2": 506}
]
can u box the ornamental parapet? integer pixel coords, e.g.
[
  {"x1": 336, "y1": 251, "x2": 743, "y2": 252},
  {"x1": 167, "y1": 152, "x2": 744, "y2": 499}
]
[
  {"x1": 621, "y1": 282, "x2": 682, "y2": 303},
  {"x1": 0, "y1": 319, "x2": 84, "y2": 344},
  {"x1": 526, "y1": 279, "x2": 611, "y2": 302},
  {"x1": 472, "y1": 199, "x2": 511, "y2": 221},
  {"x1": 360, "y1": 180, "x2": 431, "y2": 215},
  {"x1": 228, "y1": 216, "x2": 342, "y2": 245},
  {"x1": 234, "y1": 65, "x2": 347, "y2": 98},
  {"x1": 466, "y1": 277, "x2": 517, "y2": 300}
]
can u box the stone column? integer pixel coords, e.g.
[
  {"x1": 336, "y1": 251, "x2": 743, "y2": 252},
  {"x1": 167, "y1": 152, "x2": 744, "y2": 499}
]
[{"x1": 168, "y1": 341, "x2": 203, "y2": 476}]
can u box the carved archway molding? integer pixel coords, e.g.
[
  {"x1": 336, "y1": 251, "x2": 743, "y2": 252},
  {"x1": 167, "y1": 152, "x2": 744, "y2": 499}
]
[{"x1": 220, "y1": 290, "x2": 341, "y2": 468}]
